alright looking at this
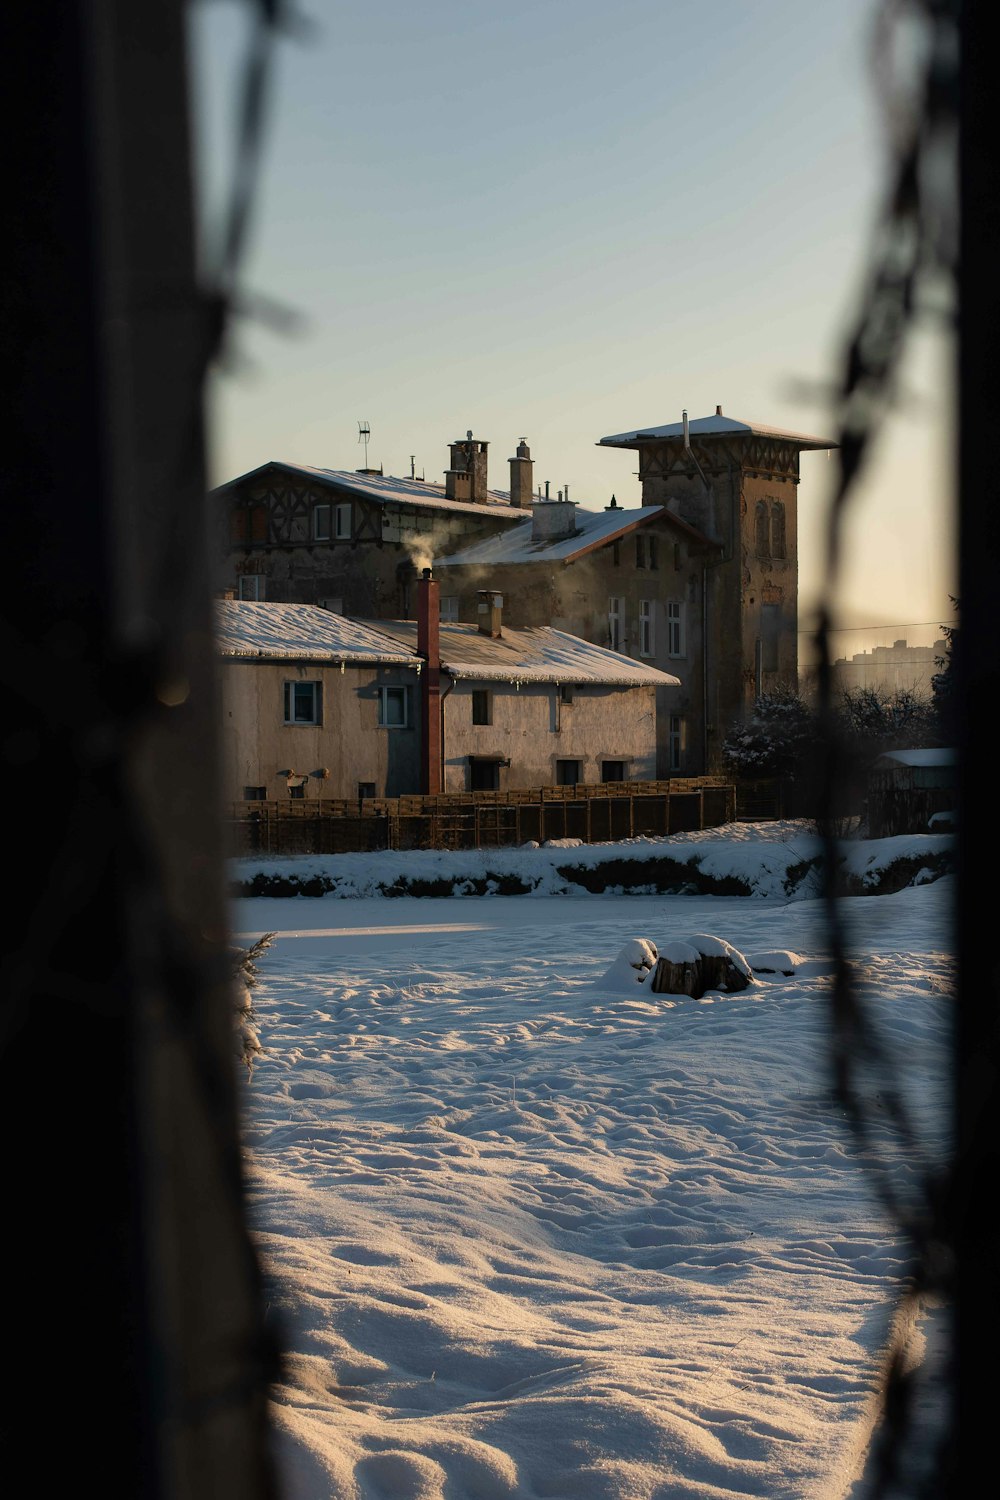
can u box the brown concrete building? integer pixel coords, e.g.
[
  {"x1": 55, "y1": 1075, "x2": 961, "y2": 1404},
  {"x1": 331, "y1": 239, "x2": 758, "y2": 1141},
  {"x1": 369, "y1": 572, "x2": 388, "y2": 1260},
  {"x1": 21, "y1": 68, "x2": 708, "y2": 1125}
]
[{"x1": 215, "y1": 584, "x2": 678, "y2": 802}]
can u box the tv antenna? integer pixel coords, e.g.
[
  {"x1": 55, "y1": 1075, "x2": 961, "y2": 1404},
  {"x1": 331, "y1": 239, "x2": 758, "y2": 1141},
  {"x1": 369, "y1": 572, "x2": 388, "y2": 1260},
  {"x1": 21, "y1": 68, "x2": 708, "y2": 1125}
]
[{"x1": 358, "y1": 420, "x2": 371, "y2": 468}]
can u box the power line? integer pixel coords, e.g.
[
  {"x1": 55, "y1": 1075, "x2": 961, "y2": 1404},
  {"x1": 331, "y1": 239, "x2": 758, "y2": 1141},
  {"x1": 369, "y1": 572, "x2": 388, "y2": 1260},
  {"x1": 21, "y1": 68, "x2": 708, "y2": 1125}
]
[{"x1": 797, "y1": 618, "x2": 955, "y2": 636}]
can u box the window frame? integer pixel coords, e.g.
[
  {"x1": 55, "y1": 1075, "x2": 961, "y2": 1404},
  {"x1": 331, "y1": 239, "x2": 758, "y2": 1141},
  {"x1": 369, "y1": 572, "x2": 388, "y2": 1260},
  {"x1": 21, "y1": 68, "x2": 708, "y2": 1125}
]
[
  {"x1": 639, "y1": 599, "x2": 655, "y2": 657},
  {"x1": 608, "y1": 595, "x2": 624, "y2": 652},
  {"x1": 238, "y1": 575, "x2": 264, "y2": 600},
  {"x1": 334, "y1": 502, "x2": 352, "y2": 540},
  {"x1": 755, "y1": 500, "x2": 770, "y2": 558},
  {"x1": 283, "y1": 680, "x2": 322, "y2": 725},
  {"x1": 555, "y1": 759, "x2": 581, "y2": 786},
  {"x1": 377, "y1": 684, "x2": 410, "y2": 728},
  {"x1": 668, "y1": 714, "x2": 685, "y2": 772},
  {"x1": 471, "y1": 688, "x2": 492, "y2": 726},
  {"x1": 313, "y1": 504, "x2": 331, "y2": 541},
  {"x1": 666, "y1": 601, "x2": 685, "y2": 658}
]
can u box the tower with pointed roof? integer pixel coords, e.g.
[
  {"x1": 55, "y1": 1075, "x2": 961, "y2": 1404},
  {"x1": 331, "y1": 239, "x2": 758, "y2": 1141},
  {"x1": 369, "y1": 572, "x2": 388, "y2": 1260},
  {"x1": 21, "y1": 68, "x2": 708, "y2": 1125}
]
[{"x1": 599, "y1": 406, "x2": 836, "y2": 769}]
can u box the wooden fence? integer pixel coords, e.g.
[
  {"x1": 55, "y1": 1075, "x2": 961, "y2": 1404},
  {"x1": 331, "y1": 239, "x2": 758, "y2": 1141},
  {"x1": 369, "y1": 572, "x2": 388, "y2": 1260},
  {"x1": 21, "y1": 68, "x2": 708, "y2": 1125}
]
[{"x1": 227, "y1": 778, "x2": 737, "y2": 857}]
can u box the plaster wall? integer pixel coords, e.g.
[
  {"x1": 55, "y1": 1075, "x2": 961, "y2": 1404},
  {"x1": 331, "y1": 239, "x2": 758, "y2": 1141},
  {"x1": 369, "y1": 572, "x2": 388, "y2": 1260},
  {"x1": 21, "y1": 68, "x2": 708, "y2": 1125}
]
[
  {"x1": 442, "y1": 681, "x2": 659, "y2": 791},
  {"x1": 219, "y1": 658, "x2": 421, "y2": 801}
]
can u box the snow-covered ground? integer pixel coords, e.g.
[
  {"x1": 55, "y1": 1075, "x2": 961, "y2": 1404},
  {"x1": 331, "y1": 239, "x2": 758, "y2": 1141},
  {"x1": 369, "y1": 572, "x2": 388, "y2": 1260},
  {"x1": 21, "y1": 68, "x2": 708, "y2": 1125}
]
[{"x1": 231, "y1": 823, "x2": 954, "y2": 1500}]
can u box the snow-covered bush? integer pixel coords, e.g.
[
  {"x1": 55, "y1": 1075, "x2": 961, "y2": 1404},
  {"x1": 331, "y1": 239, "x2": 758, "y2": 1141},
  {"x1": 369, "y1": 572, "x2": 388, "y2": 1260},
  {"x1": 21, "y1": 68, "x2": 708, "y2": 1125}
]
[{"x1": 231, "y1": 932, "x2": 275, "y2": 1079}]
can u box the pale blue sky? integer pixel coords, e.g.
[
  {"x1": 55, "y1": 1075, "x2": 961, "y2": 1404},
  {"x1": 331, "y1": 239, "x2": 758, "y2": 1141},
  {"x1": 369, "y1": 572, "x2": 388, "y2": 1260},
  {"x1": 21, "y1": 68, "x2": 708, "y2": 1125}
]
[{"x1": 188, "y1": 0, "x2": 956, "y2": 644}]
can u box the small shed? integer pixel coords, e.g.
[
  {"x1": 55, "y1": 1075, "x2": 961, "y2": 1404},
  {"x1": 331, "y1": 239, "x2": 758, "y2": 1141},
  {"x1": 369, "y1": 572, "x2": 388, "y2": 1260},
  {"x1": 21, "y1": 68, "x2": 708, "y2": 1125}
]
[{"x1": 866, "y1": 748, "x2": 956, "y2": 838}]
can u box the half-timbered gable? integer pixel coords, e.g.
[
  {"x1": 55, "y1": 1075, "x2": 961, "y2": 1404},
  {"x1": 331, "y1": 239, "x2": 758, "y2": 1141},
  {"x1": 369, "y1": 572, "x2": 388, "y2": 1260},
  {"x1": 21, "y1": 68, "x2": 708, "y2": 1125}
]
[{"x1": 216, "y1": 456, "x2": 526, "y2": 618}]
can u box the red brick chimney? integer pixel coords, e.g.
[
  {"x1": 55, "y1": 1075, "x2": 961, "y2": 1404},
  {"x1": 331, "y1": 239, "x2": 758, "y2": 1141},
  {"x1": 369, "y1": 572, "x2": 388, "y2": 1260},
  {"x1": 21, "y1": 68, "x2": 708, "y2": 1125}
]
[{"x1": 416, "y1": 568, "x2": 442, "y2": 793}]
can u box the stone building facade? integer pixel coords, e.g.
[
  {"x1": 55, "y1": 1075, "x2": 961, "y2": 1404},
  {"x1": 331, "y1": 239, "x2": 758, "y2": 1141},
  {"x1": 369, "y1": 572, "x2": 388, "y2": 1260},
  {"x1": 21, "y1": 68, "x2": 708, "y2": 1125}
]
[{"x1": 595, "y1": 408, "x2": 835, "y2": 770}]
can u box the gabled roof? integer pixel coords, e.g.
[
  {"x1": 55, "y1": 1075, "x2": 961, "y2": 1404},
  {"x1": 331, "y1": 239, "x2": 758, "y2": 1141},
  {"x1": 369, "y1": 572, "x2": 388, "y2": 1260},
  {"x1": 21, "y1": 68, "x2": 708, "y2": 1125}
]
[
  {"x1": 212, "y1": 460, "x2": 526, "y2": 522},
  {"x1": 873, "y1": 748, "x2": 956, "y2": 769},
  {"x1": 364, "y1": 619, "x2": 681, "y2": 688},
  {"x1": 435, "y1": 503, "x2": 715, "y2": 569},
  {"x1": 214, "y1": 600, "x2": 415, "y2": 664},
  {"x1": 215, "y1": 600, "x2": 679, "y2": 687},
  {"x1": 598, "y1": 413, "x2": 836, "y2": 451}
]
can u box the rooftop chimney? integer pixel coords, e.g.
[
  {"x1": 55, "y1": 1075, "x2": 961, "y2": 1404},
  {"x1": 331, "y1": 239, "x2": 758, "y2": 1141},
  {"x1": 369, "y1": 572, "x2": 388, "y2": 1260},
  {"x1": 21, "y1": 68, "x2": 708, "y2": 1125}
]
[
  {"x1": 417, "y1": 568, "x2": 442, "y2": 793},
  {"x1": 477, "y1": 589, "x2": 503, "y2": 638},
  {"x1": 509, "y1": 437, "x2": 533, "y2": 509},
  {"x1": 716, "y1": 405, "x2": 723, "y2": 415},
  {"x1": 445, "y1": 430, "x2": 489, "y2": 503},
  {"x1": 531, "y1": 496, "x2": 579, "y2": 542},
  {"x1": 605, "y1": 494, "x2": 619, "y2": 511}
]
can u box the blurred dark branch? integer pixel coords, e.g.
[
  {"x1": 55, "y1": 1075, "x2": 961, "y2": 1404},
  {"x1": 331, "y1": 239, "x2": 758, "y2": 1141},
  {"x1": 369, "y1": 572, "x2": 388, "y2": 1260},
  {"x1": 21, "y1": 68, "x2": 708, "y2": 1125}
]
[{"x1": 814, "y1": 2, "x2": 960, "y2": 1493}]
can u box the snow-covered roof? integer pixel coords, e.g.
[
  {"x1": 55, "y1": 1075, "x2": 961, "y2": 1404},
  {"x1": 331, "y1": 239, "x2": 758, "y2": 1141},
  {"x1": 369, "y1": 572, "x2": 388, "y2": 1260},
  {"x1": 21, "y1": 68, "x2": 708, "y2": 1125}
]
[
  {"x1": 362, "y1": 620, "x2": 682, "y2": 687},
  {"x1": 598, "y1": 412, "x2": 836, "y2": 451},
  {"x1": 215, "y1": 601, "x2": 680, "y2": 687},
  {"x1": 215, "y1": 600, "x2": 415, "y2": 663},
  {"x1": 435, "y1": 503, "x2": 714, "y2": 569},
  {"x1": 873, "y1": 748, "x2": 956, "y2": 769},
  {"x1": 213, "y1": 460, "x2": 527, "y2": 522}
]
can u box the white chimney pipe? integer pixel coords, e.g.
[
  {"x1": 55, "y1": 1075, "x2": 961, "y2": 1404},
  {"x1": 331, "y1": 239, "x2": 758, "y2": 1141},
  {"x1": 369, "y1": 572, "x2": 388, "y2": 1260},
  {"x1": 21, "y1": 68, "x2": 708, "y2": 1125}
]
[{"x1": 682, "y1": 409, "x2": 690, "y2": 450}]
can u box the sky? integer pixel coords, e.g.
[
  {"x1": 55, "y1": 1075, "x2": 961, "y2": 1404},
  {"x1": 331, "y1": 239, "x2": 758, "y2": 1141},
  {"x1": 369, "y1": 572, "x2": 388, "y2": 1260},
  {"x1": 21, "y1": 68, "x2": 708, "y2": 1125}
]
[
  {"x1": 231, "y1": 820, "x2": 953, "y2": 1499},
  {"x1": 187, "y1": 0, "x2": 957, "y2": 651}
]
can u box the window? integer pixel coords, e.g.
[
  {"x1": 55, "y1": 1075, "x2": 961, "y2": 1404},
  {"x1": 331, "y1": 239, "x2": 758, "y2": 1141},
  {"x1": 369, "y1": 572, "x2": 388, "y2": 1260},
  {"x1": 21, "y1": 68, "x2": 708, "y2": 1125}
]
[
  {"x1": 440, "y1": 595, "x2": 460, "y2": 621},
  {"x1": 238, "y1": 575, "x2": 264, "y2": 600},
  {"x1": 378, "y1": 685, "x2": 409, "y2": 727},
  {"x1": 560, "y1": 684, "x2": 574, "y2": 704},
  {"x1": 335, "y1": 502, "x2": 352, "y2": 540},
  {"x1": 770, "y1": 502, "x2": 786, "y2": 559},
  {"x1": 635, "y1": 534, "x2": 657, "y2": 569},
  {"x1": 243, "y1": 785, "x2": 266, "y2": 800},
  {"x1": 667, "y1": 601, "x2": 685, "y2": 657},
  {"x1": 288, "y1": 782, "x2": 306, "y2": 799},
  {"x1": 320, "y1": 597, "x2": 343, "y2": 615},
  {"x1": 283, "y1": 680, "x2": 322, "y2": 724},
  {"x1": 755, "y1": 501, "x2": 770, "y2": 557},
  {"x1": 608, "y1": 596, "x2": 624, "y2": 651},
  {"x1": 556, "y1": 759, "x2": 580, "y2": 786},
  {"x1": 639, "y1": 600, "x2": 655, "y2": 657},
  {"x1": 471, "y1": 689, "x2": 492, "y2": 725},
  {"x1": 602, "y1": 761, "x2": 627, "y2": 784},
  {"x1": 673, "y1": 542, "x2": 682, "y2": 571},
  {"x1": 358, "y1": 782, "x2": 376, "y2": 801},
  {"x1": 470, "y1": 758, "x2": 500, "y2": 791},
  {"x1": 760, "y1": 603, "x2": 781, "y2": 672},
  {"x1": 668, "y1": 715, "x2": 685, "y2": 773},
  {"x1": 313, "y1": 504, "x2": 331, "y2": 541},
  {"x1": 612, "y1": 539, "x2": 621, "y2": 566}
]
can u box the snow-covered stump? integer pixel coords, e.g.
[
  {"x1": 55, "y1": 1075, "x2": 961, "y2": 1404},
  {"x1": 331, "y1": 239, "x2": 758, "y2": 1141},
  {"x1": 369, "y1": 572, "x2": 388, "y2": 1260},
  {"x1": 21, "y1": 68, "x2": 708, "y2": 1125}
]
[
  {"x1": 649, "y1": 934, "x2": 754, "y2": 998},
  {"x1": 601, "y1": 933, "x2": 755, "y2": 998}
]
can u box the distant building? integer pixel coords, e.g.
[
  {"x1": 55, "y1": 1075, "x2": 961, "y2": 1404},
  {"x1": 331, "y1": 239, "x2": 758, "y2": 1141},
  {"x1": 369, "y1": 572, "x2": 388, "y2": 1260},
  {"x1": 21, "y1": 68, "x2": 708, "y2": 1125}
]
[{"x1": 825, "y1": 638, "x2": 947, "y2": 698}]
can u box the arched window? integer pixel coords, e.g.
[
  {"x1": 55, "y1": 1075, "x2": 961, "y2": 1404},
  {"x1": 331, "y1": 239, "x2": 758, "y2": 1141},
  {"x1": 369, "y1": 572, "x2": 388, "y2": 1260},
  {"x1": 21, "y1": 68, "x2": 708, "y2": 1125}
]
[
  {"x1": 755, "y1": 501, "x2": 770, "y2": 557},
  {"x1": 771, "y1": 501, "x2": 786, "y2": 559}
]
